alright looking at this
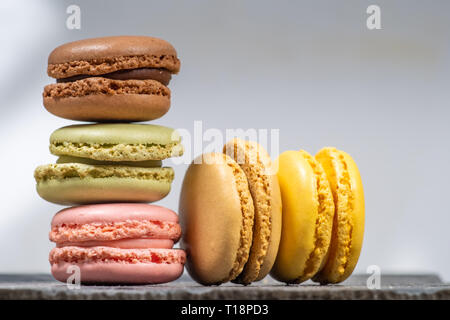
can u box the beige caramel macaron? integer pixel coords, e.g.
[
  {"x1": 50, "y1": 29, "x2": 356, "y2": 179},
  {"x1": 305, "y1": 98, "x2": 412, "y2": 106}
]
[
  {"x1": 224, "y1": 139, "x2": 282, "y2": 284},
  {"x1": 179, "y1": 140, "x2": 281, "y2": 285},
  {"x1": 43, "y1": 36, "x2": 180, "y2": 122},
  {"x1": 179, "y1": 153, "x2": 255, "y2": 285}
]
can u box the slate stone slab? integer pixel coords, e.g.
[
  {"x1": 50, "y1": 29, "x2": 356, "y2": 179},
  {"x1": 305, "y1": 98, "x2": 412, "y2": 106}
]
[{"x1": 0, "y1": 273, "x2": 448, "y2": 300}]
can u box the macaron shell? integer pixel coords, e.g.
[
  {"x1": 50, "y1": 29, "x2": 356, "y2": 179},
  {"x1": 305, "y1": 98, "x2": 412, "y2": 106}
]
[
  {"x1": 49, "y1": 123, "x2": 183, "y2": 161},
  {"x1": 52, "y1": 203, "x2": 179, "y2": 226},
  {"x1": 44, "y1": 91, "x2": 170, "y2": 122},
  {"x1": 52, "y1": 261, "x2": 184, "y2": 284},
  {"x1": 48, "y1": 36, "x2": 178, "y2": 63},
  {"x1": 36, "y1": 176, "x2": 172, "y2": 205},
  {"x1": 255, "y1": 172, "x2": 282, "y2": 281},
  {"x1": 44, "y1": 78, "x2": 170, "y2": 100},
  {"x1": 342, "y1": 151, "x2": 365, "y2": 280},
  {"x1": 313, "y1": 148, "x2": 365, "y2": 284},
  {"x1": 271, "y1": 150, "x2": 334, "y2": 283},
  {"x1": 179, "y1": 153, "x2": 254, "y2": 285},
  {"x1": 50, "y1": 123, "x2": 180, "y2": 145},
  {"x1": 224, "y1": 139, "x2": 282, "y2": 284},
  {"x1": 48, "y1": 36, "x2": 180, "y2": 78},
  {"x1": 51, "y1": 261, "x2": 184, "y2": 284}
]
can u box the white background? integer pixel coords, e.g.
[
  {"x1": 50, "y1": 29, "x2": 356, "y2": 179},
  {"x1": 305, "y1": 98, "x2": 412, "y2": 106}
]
[{"x1": 0, "y1": 0, "x2": 449, "y2": 281}]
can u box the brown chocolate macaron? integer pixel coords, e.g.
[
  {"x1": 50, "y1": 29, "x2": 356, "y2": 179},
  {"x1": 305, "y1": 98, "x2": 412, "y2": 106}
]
[{"x1": 43, "y1": 36, "x2": 180, "y2": 122}]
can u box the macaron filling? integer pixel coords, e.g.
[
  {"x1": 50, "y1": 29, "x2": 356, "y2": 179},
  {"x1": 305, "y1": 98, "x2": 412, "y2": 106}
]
[
  {"x1": 56, "y1": 68, "x2": 172, "y2": 86},
  {"x1": 49, "y1": 247, "x2": 186, "y2": 265},
  {"x1": 50, "y1": 219, "x2": 181, "y2": 244},
  {"x1": 56, "y1": 239, "x2": 174, "y2": 249},
  {"x1": 48, "y1": 53, "x2": 180, "y2": 79},
  {"x1": 44, "y1": 78, "x2": 170, "y2": 99},
  {"x1": 56, "y1": 155, "x2": 162, "y2": 168}
]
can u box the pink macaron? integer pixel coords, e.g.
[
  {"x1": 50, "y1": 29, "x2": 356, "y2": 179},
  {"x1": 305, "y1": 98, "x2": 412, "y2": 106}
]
[{"x1": 49, "y1": 203, "x2": 186, "y2": 284}]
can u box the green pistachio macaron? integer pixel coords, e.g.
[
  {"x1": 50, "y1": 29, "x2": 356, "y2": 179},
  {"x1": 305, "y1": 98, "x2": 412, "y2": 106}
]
[
  {"x1": 34, "y1": 162, "x2": 174, "y2": 205},
  {"x1": 49, "y1": 123, "x2": 184, "y2": 161},
  {"x1": 35, "y1": 123, "x2": 183, "y2": 205}
]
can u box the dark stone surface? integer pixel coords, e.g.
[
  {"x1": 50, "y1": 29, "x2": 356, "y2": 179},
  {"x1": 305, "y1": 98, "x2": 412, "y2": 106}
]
[{"x1": 0, "y1": 273, "x2": 448, "y2": 300}]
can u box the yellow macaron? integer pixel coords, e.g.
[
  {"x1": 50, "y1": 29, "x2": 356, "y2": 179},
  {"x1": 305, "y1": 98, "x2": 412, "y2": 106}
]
[
  {"x1": 271, "y1": 147, "x2": 365, "y2": 284},
  {"x1": 312, "y1": 147, "x2": 365, "y2": 284},
  {"x1": 271, "y1": 150, "x2": 335, "y2": 283}
]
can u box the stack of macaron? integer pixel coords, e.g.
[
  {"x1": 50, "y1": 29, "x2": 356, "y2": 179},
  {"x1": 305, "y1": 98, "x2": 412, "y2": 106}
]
[
  {"x1": 34, "y1": 36, "x2": 186, "y2": 284},
  {"x1": 179, "y1": 141, "x2": 364, "y2": 285}
]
